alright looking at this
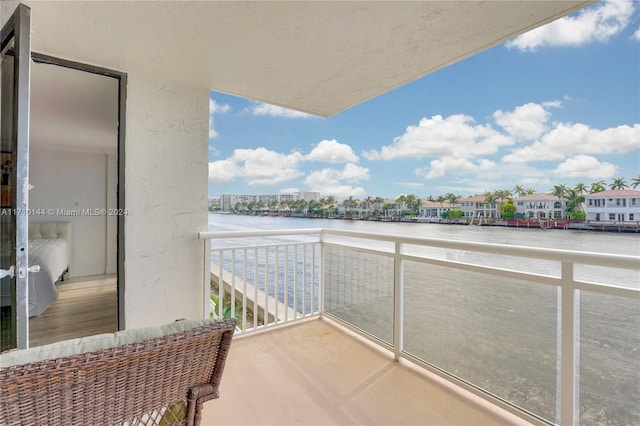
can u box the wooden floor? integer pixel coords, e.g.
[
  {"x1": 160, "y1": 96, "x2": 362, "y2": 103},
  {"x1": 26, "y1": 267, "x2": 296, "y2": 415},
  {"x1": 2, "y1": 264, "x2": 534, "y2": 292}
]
[{"x1": 29, "y1": 274, "x2": 117, "y2": 347}]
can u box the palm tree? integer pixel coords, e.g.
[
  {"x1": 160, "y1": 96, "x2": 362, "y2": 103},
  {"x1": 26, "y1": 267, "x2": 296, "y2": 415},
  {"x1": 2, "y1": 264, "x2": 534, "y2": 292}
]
[
  {"x1": 403, "y1": 194, "x2": 420, "y2": 214},
  {"x1": 491, "y1": 190, "x2": 510, "y2": 218},
  {"x1": 574, "y1": 182, "x2": 587, "y2": 195},
  {"x1": 446, "y1": 193, "x2": 460, "y2": 206},
  {"x1": 343, "y1": 196, "x2": 359, "y2": 217},
  {"x1": 495, "y1": 189, "x2": 512, "y2": 200},
  {"x1": 551, "y1": 184, "x2": 567, "y2": 200},
  {"x1": 590, "y1": 180, "x2": 606, "y2": 193},
  {"x1": 433, "y1": 195, "x2": 444, "y2": 217},
  {"x1": 610, "y1": 177, "x2": 628, "y2": 190},
  {"x1": 551, "y1": 184, "x2": 567, "y2": 219},
  {"x1": 565, "y1": 188, "x2": 585, "y2": 218},
  {"x1": 512, "y1": 185, "x2": 525, "y2": 198},
  {"x1": 632, "y1": 175, "x2": 640, "y2": 189},
  {"x1": 482, "y1": 191, "x2": 497, "y2": 218},
  {"x1": 368, "y1": 196, "x2": 383, "y2": 216},
  {"x1": 524, "y1": 188, "x2": 535, "y2": 195}
]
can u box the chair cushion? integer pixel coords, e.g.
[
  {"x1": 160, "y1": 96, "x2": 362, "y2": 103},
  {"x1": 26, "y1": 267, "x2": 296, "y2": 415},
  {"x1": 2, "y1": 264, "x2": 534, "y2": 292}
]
[{"x1": 0, "y1": 318, "x2": 218, "y2": 368}]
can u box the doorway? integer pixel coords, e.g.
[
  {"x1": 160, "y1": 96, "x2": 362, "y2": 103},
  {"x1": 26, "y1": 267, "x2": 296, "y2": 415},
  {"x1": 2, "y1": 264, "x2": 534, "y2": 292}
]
[
  {"x1": 25, "y1": 55, "x2": 125, "y2": 346},
  {"x1": 0, "y1": 25, "x2": 126, "y2": 350}
]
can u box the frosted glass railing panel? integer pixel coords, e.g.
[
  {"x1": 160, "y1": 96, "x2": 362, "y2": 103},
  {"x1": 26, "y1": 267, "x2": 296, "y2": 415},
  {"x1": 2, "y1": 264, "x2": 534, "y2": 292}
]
[
  {"x1": 574, "y1": 264, "x2": 640, "y2": 289},
  {"x1": 402, "y1": 244, "x2": 561, "y2": 277},
  {"x1": 323, "y1": 246, "x2": 394, "y2": 345},
  {"x1": 580, "y1": 291, "x2": 640, "y2": 426},
  {"x1": 403, "y1": 261, "x2": 558, "y2": 423}
]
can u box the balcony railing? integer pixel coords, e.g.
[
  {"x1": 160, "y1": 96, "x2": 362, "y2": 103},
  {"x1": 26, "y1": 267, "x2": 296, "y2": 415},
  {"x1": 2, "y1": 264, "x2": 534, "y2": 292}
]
[{"x1": 198, "y1": 228, "x2": 640, "y2": 426}]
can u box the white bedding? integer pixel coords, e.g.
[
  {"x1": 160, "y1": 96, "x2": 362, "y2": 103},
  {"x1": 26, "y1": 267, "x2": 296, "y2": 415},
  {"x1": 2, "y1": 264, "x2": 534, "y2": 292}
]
[{"x1": 0, "y1": 238, "x2": 69, "y2": 317}]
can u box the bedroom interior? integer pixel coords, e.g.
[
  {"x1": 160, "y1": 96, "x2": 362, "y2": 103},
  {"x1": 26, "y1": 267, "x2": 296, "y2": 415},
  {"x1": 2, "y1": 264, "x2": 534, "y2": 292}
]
[{"x1": 1, "y1": 56, "x2": 120, "y2": 350}]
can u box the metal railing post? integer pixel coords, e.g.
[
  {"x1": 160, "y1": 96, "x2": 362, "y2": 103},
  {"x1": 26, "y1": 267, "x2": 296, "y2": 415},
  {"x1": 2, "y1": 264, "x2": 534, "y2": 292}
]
[
  {"x1": 560, "y1": 261, "x2": 578, "y2": 426},
  {"x1": 319, "y1": 230, "x2": 325, "y2": 316},
  {"x1": 202, "y1": 238, "x2": 211, "y2": 319},
  {"x1": 393, "y1": 242, "x2": 403, "y2": 362}
]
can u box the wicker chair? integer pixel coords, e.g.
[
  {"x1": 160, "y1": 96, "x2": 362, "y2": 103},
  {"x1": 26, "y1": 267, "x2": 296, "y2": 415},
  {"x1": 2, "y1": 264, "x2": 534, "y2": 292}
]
[{"x1": 0, "y1": 318, "x2": 236, "y2": 426}]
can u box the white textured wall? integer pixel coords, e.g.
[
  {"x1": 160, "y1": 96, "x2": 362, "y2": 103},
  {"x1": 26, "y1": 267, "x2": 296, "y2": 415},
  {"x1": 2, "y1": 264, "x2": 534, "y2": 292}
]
[
  {"x1": 29, "y1": 147, "x2": 112, "y2": 277},
  {"x1": 124, "y1": 74, "x2": 209, "y2": 328}
]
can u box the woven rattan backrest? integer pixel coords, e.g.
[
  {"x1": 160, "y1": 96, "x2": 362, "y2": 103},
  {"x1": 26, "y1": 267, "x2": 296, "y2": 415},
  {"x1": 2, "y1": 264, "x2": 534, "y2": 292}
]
[{"x1": 0, "y1": 319, "x2": 236, "y2": 426}]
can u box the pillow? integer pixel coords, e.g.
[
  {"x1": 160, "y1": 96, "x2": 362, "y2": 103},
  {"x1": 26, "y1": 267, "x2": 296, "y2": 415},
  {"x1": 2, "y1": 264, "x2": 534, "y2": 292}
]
[{"x1": 0, "y1": 318, "x2": 218, "y2": 368}]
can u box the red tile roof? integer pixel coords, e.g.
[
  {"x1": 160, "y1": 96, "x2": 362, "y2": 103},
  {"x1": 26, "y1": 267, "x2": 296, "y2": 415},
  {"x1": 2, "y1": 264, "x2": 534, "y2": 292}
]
[{"x1": 586, "y1": 189, "x2": 640, "y2": 197}]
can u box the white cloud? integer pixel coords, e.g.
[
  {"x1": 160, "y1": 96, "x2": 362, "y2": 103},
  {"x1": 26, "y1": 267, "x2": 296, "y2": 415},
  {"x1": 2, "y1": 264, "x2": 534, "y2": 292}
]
[
  {"x1": 209, "y1": 98, "x2": 231, "y2": 139},
  {"x1": 400, "y1": 182, "x2": 425, "y2": 189},
  {"x1": 246, "y1": 101, "x2": 314, "y2": 118},
  {"x1": 520, "y1": 177, "x2": 553, "y2": 187},
  {"x1": 304, "y1": 163, "x2": 369, "y2": 197},
  {"x1": 340, "y1": 163, "x2": 370, "y2": 182},
  {"x1": 553, "y1": 154, "x2": 618, "y2": 178},
  {"x1": 363, "y1": 114, "x2": 513, "y2": 161},
  {"x1": 208, "y1": 158, "x2": 240, "y2": 183},
  {"x1": 279, "y1": 187, "x2": 300, "y2": 194},
  {"x1": 306, "y1": 139, "x2": 359, "y2": 163},
  {"x1": 506, "y1": 0, "x2": 635, "y2": 51},
  {"x1": 208, "y1": 147, "x2": 303, "y2": 185},
  {"x1": 493, "y1": 102, "x2": 553, "y2": 140},
  {"x1": 210, "y1": 98, "x2": 231, "y2": 114},
  {"x1": 415, "y1": 157, "x2": 496, "y2": 179},
  {"x1": 634, "y1": 27, "x2": 640, "y2": 40},
  {"x1": 542, "y1": 100, "x2": 563, "y2": 108},
  {"x1": 502, "y1": 123, "x2": 640, "y2": 163}
]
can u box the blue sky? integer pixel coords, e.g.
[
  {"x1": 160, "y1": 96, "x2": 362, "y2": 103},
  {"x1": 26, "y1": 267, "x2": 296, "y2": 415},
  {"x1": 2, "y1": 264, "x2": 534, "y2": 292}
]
[{"x1": 208, "y1": 1, "x2": 640, "y2": 200}]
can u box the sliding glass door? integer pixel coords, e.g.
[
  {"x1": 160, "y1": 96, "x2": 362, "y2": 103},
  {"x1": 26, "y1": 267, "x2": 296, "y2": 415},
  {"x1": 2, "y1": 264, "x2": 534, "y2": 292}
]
[{"x1": 1, "y1": 3, "x2": 31, "y2": 351}]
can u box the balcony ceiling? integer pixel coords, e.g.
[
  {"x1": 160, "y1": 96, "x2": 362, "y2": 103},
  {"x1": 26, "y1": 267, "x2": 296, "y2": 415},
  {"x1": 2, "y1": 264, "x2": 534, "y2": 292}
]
[{"x1": 4, "y1": 1, "x2": 592, "y2": 117}]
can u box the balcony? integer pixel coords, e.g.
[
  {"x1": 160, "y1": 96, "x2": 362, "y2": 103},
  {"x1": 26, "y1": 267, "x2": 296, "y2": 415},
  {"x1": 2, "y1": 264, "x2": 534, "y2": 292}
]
[
  {"x1": 199, "y1": 229, "x2": 640, "y2": 426},
  {"x1": 202, "y1": 318, "x2": 518, "y2": 425}
]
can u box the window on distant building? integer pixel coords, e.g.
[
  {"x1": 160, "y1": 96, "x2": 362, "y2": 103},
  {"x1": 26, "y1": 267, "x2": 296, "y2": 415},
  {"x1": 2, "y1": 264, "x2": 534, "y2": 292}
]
[
  {"x1": 609, "y1": 213, "x2": 615, "y2": 220},
  {"x1": 630, "y1": 213, "x2": 634, "y2": 220}
]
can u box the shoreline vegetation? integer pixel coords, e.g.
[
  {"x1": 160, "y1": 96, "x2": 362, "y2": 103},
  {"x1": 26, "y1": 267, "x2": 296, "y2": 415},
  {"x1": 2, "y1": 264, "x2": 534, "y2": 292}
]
[
  {"x1": 211, "y1": 179, "x2": 640, "y2": 233},
  {"x1": 210, "y1": 211, "x2": 640, "y2": 233}
]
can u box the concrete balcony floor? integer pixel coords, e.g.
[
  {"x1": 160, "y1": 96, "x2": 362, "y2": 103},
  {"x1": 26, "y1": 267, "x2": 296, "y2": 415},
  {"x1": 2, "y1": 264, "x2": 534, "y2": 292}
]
[{"x1": 202, "y1": 318, "x2": 529, "y2": 426}]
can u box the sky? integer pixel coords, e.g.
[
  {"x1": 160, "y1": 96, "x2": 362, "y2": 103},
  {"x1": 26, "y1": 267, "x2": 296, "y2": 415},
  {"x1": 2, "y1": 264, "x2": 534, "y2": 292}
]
[{"x1": 208, "y1": 1, "x2": 640, "y2": 200}]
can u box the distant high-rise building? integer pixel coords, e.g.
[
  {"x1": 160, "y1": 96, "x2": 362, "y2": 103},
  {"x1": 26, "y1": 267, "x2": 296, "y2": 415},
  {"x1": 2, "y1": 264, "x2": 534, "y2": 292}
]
[{"x1": 218, "y1": 191, "x2": 321, "y2": 211}]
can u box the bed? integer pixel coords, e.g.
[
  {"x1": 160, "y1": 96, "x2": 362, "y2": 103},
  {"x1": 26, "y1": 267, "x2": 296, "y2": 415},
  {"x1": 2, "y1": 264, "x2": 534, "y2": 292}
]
[{"x1": 0, "y1": 222, "x2": 71, "y2": 317}]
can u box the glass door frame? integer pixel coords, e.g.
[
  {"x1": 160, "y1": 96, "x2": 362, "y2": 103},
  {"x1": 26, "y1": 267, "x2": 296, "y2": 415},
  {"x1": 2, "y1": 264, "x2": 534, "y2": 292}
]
[
  {"x1": 2, "y1": 4, "x2": 127, "y2": 349},
  {"x1": 1, "y1": 3, "x2": 31, "y2": 349},
  {"x1": 30, "y1": 52, "x2": 128, "y2": 332}
]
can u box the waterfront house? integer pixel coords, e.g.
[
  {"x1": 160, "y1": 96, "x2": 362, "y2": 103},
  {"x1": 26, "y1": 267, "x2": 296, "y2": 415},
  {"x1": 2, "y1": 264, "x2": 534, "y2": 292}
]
[
  {"x1": 584, "y1": 189, "x2": 640, "y2": 222},
  {"x1": 382, "y1": 198, "x2": 409, "y2": 218},
  {"x1": 515, "y1": 193, "x2": 568, "y2": 219},
  {"x1": 458, "y1": 195, "x2": 508, "y2": 219},
  {"x1": 418, "y1": 200, "x2": 456, "y2": 219},
  {"x1": 4, "y1": 2, "x2": 637, "y2": 426},
  {"x1": 459, "y1": 195, "x2": 487, "y2": 218}
]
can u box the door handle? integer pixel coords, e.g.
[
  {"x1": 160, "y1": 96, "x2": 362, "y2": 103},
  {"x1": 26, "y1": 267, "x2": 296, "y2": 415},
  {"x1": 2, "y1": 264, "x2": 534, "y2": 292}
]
[
  {"x1": 17, "y1": 265, "x2": 40, "y2": 279},
  {"x1": 0, "y1": 266, "x2": 15, "y2": 279}
]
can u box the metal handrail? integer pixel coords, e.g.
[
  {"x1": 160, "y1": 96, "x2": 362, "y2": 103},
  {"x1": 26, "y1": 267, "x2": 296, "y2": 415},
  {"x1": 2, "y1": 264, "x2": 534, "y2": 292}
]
[{"x1": 199, "y1": 227, "x2": 640, "y2": 425}]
